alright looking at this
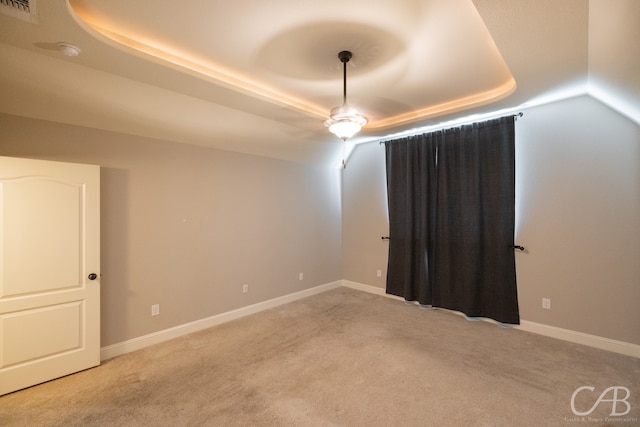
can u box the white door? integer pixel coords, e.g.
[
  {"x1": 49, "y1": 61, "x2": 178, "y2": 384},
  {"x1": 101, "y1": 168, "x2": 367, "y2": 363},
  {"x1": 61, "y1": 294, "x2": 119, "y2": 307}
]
[{"x1": 0, "y1": 156, "x2": 100, "y2": 396}]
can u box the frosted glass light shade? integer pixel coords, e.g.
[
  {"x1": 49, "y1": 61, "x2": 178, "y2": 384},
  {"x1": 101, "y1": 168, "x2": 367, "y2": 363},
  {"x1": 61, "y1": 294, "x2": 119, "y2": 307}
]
[{"x1": 324, "y1": 104, "x2": 367, "y2": 141}]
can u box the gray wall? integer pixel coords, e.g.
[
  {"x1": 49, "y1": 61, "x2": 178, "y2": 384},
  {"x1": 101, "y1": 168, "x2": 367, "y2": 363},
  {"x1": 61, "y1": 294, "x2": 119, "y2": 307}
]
[
  {"x1": 342, "y1": 95, "x2": 640, "y2": 345},
  {"x1": 2, "y1": 93, "x2": 638, "y2": 348},
  {"x1": 0, "y1": 114, "x2": 343, "y2": 346}
]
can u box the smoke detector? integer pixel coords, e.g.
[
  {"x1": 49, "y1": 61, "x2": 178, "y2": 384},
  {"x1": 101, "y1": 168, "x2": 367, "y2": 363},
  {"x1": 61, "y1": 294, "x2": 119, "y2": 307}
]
[{"x1": 58, "y1": 42, "x2": 81, "y2": 57}]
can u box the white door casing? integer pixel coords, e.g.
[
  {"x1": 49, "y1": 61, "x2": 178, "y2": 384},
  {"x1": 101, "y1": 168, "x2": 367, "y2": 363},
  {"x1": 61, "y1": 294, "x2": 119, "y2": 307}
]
[{"x1": 0, "y1": 156, "x2": 100, "y2": 396}]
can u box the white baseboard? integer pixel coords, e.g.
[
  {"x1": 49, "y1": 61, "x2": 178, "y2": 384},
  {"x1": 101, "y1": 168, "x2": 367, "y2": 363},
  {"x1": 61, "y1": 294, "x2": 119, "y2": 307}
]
[
  {"x1": 100, "y1": 281, "x2": 342, "y2": 361},
  {"x1": 342, "y1": 280, "x2": 640, "y2": 358},
  {"x1": 102, "y1": 279, "x2": 639, "y2": 361},
  {"x1": 516, "y1": 321, "x2": 640, "y2": 358},
  {"x1": 341, "y1": 280, "x2": 394, "y2": 298}
]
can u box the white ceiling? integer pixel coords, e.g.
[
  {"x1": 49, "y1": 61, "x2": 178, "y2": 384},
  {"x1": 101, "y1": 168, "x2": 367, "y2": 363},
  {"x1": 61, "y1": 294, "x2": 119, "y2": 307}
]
[{"x1": 0, "y1": 0, "x2": 638, "y2": 167}]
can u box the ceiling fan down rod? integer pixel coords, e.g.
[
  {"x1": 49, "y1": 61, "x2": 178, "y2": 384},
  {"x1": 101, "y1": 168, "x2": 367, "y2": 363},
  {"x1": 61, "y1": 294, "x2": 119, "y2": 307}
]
[{"x1": 339, "y1": 50, "x2": 352, "y2": 105}]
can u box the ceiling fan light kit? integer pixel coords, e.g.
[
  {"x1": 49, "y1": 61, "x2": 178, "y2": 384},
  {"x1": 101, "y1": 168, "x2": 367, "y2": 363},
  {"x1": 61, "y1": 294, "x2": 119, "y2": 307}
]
[{"x1": 324, "y1": 50, "x2": 368, "y2": 141}]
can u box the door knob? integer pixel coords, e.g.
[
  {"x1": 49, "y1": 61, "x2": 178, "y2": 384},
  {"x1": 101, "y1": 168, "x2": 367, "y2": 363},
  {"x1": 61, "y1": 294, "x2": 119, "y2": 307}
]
[{"x1": 88, "y1": 273, "x2": 98, "y2": 280}]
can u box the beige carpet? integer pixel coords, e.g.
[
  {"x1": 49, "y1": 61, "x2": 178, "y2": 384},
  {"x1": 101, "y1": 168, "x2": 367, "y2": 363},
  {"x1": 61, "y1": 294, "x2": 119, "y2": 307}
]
[{"x1": 1, "y1": 287, "x2": 638, "y2": 426}]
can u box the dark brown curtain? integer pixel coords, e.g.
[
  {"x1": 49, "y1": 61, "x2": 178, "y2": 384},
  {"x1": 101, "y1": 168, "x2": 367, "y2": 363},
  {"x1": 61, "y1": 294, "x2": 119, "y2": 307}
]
[{"x1": 384, "y1": 116, "x2": 519, "y2": 324}]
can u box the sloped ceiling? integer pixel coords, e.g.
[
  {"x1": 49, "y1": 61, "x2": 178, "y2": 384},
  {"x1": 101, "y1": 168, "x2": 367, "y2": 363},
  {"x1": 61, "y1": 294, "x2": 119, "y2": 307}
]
[{"x1": 0, "y1": 0, "x2": 638, "y2": 167}]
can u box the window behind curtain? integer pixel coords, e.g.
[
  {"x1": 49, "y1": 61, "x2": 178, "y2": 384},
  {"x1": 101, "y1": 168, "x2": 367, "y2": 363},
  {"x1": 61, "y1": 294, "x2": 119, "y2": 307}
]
[{"x1": 384, "y1": 116, "x2": 519, "y2": 324}]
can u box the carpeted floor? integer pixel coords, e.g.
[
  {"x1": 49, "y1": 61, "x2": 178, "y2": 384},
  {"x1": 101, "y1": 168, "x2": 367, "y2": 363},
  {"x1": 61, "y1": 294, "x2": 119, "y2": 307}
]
[{"x1": 1, "y1": 287, "x2": 638, "y2": 426}]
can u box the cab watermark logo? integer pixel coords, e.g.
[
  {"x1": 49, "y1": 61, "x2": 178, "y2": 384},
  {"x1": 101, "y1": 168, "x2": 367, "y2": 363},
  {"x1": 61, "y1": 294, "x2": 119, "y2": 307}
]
[{"x1": 570, "y1": 386, "x2": 632, "y2": 417}]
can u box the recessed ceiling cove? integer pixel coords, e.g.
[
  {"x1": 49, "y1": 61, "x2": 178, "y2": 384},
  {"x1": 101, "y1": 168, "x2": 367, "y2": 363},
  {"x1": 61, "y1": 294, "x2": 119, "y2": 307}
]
[{"x1": 68, "y1": 0, "x2": 515, "y2": 131}]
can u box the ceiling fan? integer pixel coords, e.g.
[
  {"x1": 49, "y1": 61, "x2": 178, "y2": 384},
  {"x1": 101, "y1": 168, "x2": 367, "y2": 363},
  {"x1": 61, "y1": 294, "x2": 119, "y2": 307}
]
[{"x1": 324, "y1": 51, "x2": 368, "y2": 141}]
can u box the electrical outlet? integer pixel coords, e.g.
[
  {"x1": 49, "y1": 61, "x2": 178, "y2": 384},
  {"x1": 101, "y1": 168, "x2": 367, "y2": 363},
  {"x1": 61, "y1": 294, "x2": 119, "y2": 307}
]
[
  {"x1": 243, "y1": 284, "x2": 249, "y2": 293},
  {"x1": 376, "y1": 269, "x2": 382, "y2": 278},
  {"x1": 542, "y1": 298, "x2": 551, "y2": 310},
  {"x1": 299, "y1": 272, "x2": 304, "y2": 281},
  {"x1": 151, "y1": 304, "x2": 160, "y2": 316}
]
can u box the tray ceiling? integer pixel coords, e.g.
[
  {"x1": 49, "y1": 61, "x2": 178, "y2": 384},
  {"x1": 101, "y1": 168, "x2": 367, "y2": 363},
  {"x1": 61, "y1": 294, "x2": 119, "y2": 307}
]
[{"x1": 0, "y1": 0, "x2": 638, "y2": 166}]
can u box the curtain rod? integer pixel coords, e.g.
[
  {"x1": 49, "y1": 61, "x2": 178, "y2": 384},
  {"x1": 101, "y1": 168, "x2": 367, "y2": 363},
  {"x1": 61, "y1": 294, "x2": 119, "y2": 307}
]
[{"x1": 377, "y1": 112, "x2": 523, "y2": 145}]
